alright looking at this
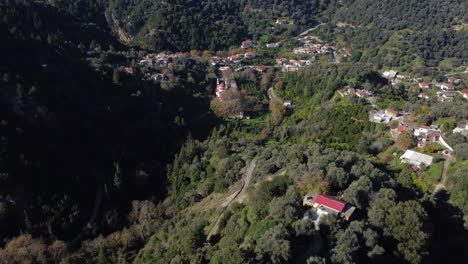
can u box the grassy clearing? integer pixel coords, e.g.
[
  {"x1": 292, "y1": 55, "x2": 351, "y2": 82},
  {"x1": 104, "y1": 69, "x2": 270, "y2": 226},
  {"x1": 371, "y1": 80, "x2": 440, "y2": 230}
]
[{"x1": 424, "y1": 161, "x2": 443, "y2": 186}]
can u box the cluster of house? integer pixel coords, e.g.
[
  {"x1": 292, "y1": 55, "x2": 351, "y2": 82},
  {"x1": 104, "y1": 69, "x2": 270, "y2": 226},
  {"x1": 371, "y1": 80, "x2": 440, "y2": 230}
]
[
  {"x1": 276, "y1": 19, "x2": 294, "y2": 25},
  {"x1": 395, "y1": 124, "x2": 442, "y2": 148},
  {"x1": 275, "y1": 58, "x2": 314, "y2": 72},
  {"x1": 340, "y1": 87, "x2": 374, "y2": 98},
  {"x1": 452, "y1": 120, "x2": 468, "y2": 136},
  {"x1": 371, "y1": 109, "x2": 400, "y2": 123},
  {"x1": 382, "y1": 70, "x2": 423, "y2": 84},
  {"x1": 122, "y1": 52, "x2": 191, "y2": 81},
  {"x1": 208, "y1": 52, "x2": 257, "y2": 67},
  {"x1": 293, "y1": 43, "x2": 334, "y2": 55},
  {"x1": 138, "y1": 52, "x2": 188, "y2": 68},
  {"x1": 381, "y1": 70, "x2": 464, "y2": 102},
  {"x1": 303, "y1": 193, "x2": 356, "y2": 223}
]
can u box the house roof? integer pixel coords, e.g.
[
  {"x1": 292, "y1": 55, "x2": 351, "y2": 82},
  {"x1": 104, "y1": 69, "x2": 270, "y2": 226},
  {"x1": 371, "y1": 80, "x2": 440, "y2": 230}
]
[
  {"x1": 386, "y1": 109, "x2": 398, "y2": 115},
  {"x1": 428, "y1": 130, "x2": 441, "y2": 137},
  {"x1": 419, "y1": 82, "x2": 431, "y2": 86},
  {"x1": 397, "y1": 126, "x2": 407, "y2": 132},
  {"x1": 442, "y1": 83, "x2": 455, "y2": 88},
  {"x1": 401, "y1": 150, "x2": 433, "y2": 167},
  {"x1": 357, "y1": 90, "x2": 369, "y2": 96},
  {"x1": 419, "y1": 125, "x2": 430, "y2": 130},
  {"x1": 314, "y1": 194, "x2": 347, "y2": 212}
]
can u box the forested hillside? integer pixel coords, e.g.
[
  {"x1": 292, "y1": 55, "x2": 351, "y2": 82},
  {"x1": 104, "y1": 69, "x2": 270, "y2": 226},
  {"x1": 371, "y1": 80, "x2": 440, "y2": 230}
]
[
  {"x1": 0, "y1": 1, "x2": 216, "y2": 262},
  {"x1": 321, "y1": 0, "x2": 468, "y2": 67},
  {"x1": 104, "y1": 0, "x2": 325, "y2": 51}
]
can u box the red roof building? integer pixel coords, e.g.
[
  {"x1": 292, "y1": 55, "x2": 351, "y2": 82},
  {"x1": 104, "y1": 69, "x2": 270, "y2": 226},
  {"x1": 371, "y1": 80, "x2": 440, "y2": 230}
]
[
  {"x1": 441, "y1": 83, "x2": 455, "y2": 90},
  {"x1": 397, "y1": 126, "x2": 407, "y2": 133},
  {"x1": 124, "y1": 67, "x2": 134, "y2": 74},
  {"x1": 385, "y1": 109, "x2": 399, "y2": 117},
  {"x1": 313, "y1": 194, "x2": 347, "y2": 212}
]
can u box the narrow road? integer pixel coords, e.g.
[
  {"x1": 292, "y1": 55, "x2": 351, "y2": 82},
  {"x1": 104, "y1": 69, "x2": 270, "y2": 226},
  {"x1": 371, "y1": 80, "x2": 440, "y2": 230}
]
[
  {"x1": 445, "y1": 69, "x2": 468, "y2": 76},
  {"x1": 298, "y1": 23, "x2": 323, "y2": 37},
  {"x1": 206, "y1": 159, "x2": 256, "y2": 240},
  {"x1": 434, "y1": 155, "x2": 455, "y2": 194}
]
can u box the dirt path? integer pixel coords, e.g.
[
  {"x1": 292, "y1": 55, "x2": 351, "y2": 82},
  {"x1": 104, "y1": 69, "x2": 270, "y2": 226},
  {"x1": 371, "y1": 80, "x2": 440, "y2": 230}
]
[
  {"x1": 445, "y1": 69, "x2": 468, "y2": 76},
  {"x1": 434, "y1": 155, "x2": 455, "y2": 194},
  {"x1": 298, "y1": 23, "x2": 323, "y2": 37},
  {"x1": 206, "y1": 159, "x2": 256, "y2": 240}
]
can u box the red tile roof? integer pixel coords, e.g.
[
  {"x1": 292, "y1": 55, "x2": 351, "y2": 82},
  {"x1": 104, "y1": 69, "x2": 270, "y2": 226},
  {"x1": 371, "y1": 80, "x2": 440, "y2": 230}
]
[
  {"x1": 419, "y1": 125, "x2": 430, "y2": 129},
  {"x1": 314, "y1": 194, "x2": 347, "y2": 212},
  {"x1": 386, "y1": 109, "x2": 398, "y2": 115},
  {"x1": 397, "y1": 126, "x2": 407, "y2": 132},
  {"x1": 411, "y1": 165, "x2": 420, "y2": 171}
]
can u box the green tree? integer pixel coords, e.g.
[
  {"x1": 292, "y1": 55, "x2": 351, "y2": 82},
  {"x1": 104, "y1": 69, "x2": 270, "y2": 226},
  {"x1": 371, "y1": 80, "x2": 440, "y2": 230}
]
[
  {"x1": 269, "y1": 98, "x2": 287, "y2": 124},
  {"x1": 384, "y1": 201, "x2": 428, "y2": 264},
  {"x1": 210, "y1": 246, "x2": 244, "y2": 264},
  {"x1": 450, "y1": 164, "x2": 468, "y2": 215},
  {"x1": 255, "y1": 223, "x2": 291, "y2": 264},
  {"x1": 396, "y1": 131, "x2": 415, "y2": 150},
  {"x1": 97, "y1": 246, "x2": 107, "y2": 264}
]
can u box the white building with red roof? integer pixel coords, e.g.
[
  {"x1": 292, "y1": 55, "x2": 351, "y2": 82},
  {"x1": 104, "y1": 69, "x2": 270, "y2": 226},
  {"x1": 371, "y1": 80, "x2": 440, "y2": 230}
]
[
  {"x1": 441, "y1": 83, "x2": 455, "y2": 90},
  {"x1": 414, "y1": 125, "x2": 430, "y2": 137},
  {"x1": 241, "y1": 40, "x2": 254, "y2": 49},
  {"x1": 266, "y1": 42, "x2": 281, "y2": 48},
  {"x1": 385, "y1": 109, "x2": 399, "y2": 118},
  {"x1": 303, "y1": 193, "x2": 356, "y2": 221},
  {"x1": 313, "y1": 194, "x2": 347, "y2": 214},
  {"x1": 418, "y1": 82, "x2": 432, "y2": 89}
]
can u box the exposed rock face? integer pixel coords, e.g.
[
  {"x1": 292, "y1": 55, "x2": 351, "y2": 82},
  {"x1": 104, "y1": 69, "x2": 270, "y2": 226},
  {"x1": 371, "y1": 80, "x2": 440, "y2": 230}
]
[
  {"x1": 106, "y1": 12, "x2": 136, "y2": 46},
  {"x1": 117, "y1": 26, "x2": 133, "y2": 46}
]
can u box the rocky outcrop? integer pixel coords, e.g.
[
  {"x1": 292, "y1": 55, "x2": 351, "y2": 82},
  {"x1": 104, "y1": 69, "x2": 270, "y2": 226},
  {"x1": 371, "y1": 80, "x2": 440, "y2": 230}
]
[
  {"x1": 117, "y1": 26, "x2": 133, "y2": 46},
  {"x1": 105, "y1": 12, "x2": 136, "y2": 46}
]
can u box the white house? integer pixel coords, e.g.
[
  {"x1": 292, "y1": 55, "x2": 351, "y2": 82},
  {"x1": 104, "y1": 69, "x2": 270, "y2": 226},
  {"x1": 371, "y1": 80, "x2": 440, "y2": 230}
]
[
  {"x1": 418, "y1": 82, "x2": 432, "y2": 89},
  {"x1": 414, "y1": 125, "x2": 430, "y2": 137},
  {"x1": 400, "y1": 150, "x2": 433, "y2": 168},
  {"x1": 266, "y1": 42, "x2": 281, "y2": 48},
  {"x1": 382, "y1": 70, "x2": 398, "y2": 79},
  {"x1": 372, "y1": 110, "x2": 392, "y2": 123},
  {"x1": 440, "y1": 83, "x2": 455, "y2": 90}
]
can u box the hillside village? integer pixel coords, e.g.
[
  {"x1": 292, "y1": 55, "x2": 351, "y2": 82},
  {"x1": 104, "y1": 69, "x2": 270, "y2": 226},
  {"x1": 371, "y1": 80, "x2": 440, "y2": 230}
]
[
  {"x1": 100, "y1": 17, "x2": 467, "y2": 195},
  {"x1": 96, "y1": 19, "x2": 468, "y2": 231}
]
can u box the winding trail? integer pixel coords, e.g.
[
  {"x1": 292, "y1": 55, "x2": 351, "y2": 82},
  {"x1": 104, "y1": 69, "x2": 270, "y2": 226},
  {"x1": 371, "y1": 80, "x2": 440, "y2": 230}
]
[
  {"x1": 434, "y1": 155, "x2": 455, "y2": 194},
  {"x1": 206, "y1": 159, "x2": 256, "y2": 240}
]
